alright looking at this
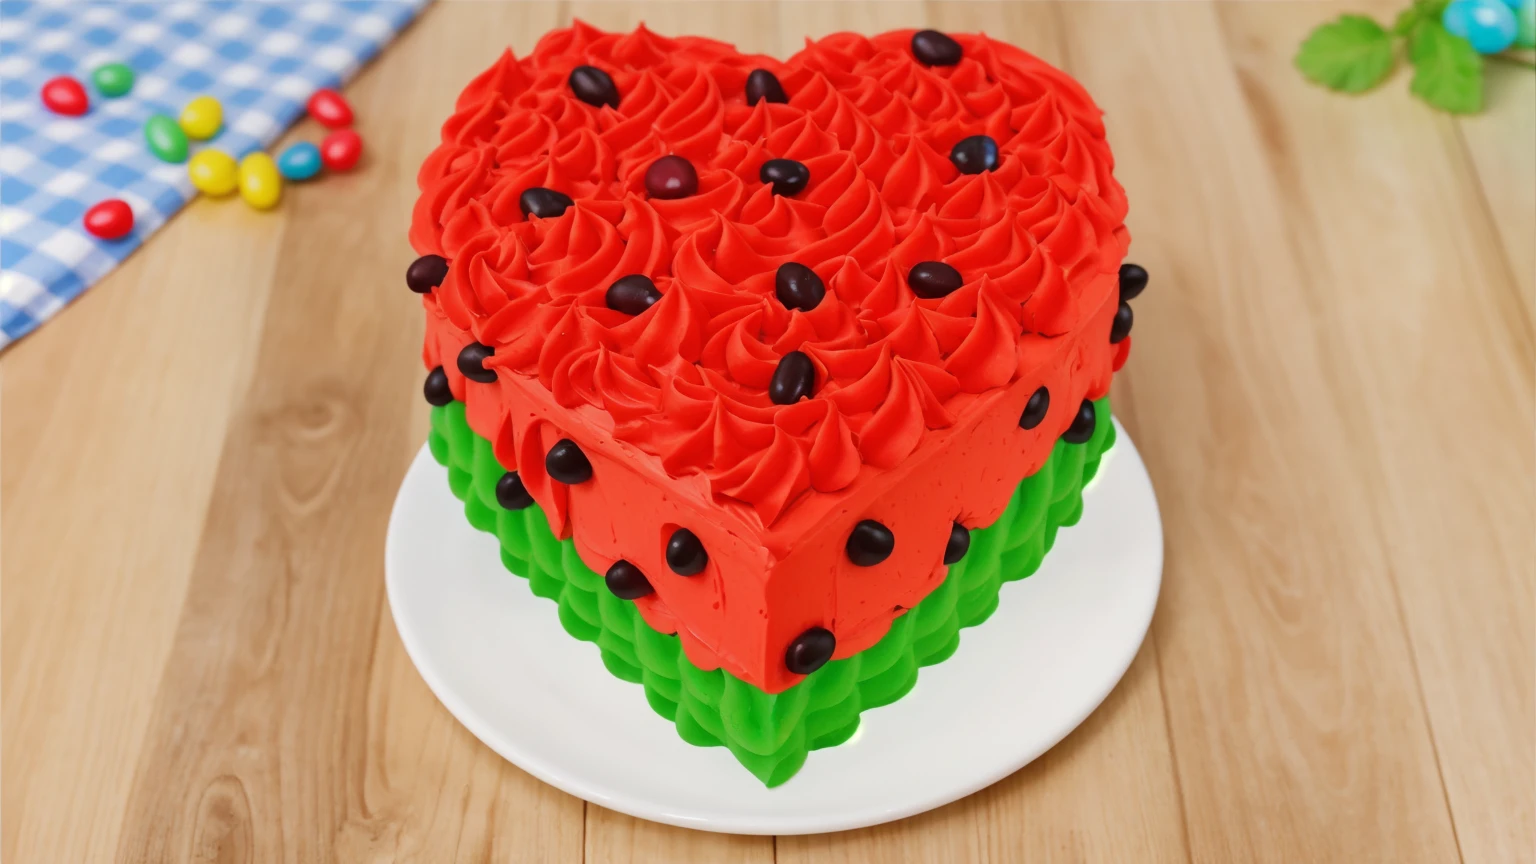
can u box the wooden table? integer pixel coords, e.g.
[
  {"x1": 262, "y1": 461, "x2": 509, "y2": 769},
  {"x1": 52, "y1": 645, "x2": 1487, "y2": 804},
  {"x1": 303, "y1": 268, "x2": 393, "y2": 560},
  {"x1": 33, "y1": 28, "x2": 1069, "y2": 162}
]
[{"x1": 3, "y1": 2, "x2": 1531, "y2": 861}]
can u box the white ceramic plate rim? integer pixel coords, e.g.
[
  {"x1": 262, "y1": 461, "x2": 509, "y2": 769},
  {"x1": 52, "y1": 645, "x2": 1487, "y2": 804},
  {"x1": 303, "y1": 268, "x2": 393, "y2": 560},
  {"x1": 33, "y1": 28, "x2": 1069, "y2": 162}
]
[{"x1": 386, "y1": 419, "x2": 1163, "y2": 835}]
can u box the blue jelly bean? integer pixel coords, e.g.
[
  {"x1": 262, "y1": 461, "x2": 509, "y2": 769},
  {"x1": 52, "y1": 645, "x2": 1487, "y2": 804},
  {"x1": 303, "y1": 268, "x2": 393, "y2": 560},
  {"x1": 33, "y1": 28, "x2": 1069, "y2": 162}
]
[
  {"x1": 276, "y1": 141, "x2": 322, "y2": 181},
  {"x1": 1444, "y1": 0, "x2": 1518, "y2": 53}
]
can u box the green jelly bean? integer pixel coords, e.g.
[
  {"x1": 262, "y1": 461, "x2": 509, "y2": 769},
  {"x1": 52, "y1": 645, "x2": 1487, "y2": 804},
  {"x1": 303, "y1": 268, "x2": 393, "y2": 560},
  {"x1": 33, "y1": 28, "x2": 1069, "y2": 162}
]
[
  {"x1": 144, "y1": 113, "x2": 188, "y2": 163},
  {"x1": 92, "y1": 62, "x2": 134, "y2": 98}
]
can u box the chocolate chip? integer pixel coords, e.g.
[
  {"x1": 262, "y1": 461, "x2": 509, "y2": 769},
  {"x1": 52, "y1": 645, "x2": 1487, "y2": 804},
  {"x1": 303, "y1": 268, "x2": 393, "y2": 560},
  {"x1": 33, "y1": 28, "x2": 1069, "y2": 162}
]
[
  {"x1": 1119, "y1": 263, "x2": 1148, "y2": 301},
  {"x1": 759, "y1": 158, "x2": 809, "y2": 197},
  {"x1": 774, "y1": 262, "x2": 824, "y2": 312},
  {"x1": 949, "y1": 135, "x2": 999, "y2": 175},
  {"x1": 944, "y1": 522, "x2": 971, "y2": 565},
  {"x1": 1062, "y1": 400, "x2": 1096, "y2": 444},
  {"x1": 457, "y1": 342, "x2": 496, "y2": 383},
  {"x1": 645, "y1": 154, "x2": 698, "y2": 200},
  {"x1": 908, "y1": 261, "x2": 963, "y2": 299},
  {"x1": 745, "y1": 68, "x2": 788, "y2": 106},
  {"x1": 1019, "y1": 386, "x2": 1049, "y2": 430},
  {"x1": 406, "y1": 254, "x2": 447, "y2": 293},
  {"x1": 1109, "y1": 301, "x2": 1133, "y2": 343},
  {"x1": 424, "y1": 366, "x2": 454, "y2": 406},
  {"x1": 911, "y1": 30, "x2": 962, "y2": 66},
  {"x1": 495, "y1": 471, "x2": 534, "y2": 510},
  {"x1": 846, "y1": 519, "x2": 894, "y2": 566},
  {"x1": 545, "y1": 439, "x2": 592, "y2": 484},
  {"x1": 519, "y1": 187, "x2": 573, "y2": 220},
  {"x1": 605, "y1": 274, "x2": 661, "y2": 315},
  {"x1": 568, "y1": 65, "x2": 619, "y2": 109},
  {"x1": 785, "y1": 627, "x2": 836, "y2": 675},
  {"x1": 769, "y1": 350, "x2": 816, "y2": 405},
  {"x1": 666, "y1": 528, "x2": 708, "y2": 576},
  {"x1": 604, "y1": 560, "x2": 654, "y2": 599}
]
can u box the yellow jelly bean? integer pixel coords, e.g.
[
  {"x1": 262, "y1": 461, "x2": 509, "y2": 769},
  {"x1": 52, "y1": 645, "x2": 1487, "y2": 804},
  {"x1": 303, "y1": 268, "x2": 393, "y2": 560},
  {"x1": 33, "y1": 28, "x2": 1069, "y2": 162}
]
[
  {"x1": 237, "y1": 152, "x2": 282, "y2": 210},
  {"x1": 179, "y1": 95, "x2": 223, "y2": 140},
  {"x1": 187, "y1": 149, "x2": 238, "y2": 197}
]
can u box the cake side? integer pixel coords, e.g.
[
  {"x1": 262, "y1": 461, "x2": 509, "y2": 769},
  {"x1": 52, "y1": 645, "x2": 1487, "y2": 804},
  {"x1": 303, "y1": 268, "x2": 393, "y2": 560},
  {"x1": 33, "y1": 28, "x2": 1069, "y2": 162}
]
[
  {"x1": 425, "y1": 285, "x2": 1119, "y2": 692},
  {"x1": 429, "y1": 395, "x2": 1115, "y2": 786}
]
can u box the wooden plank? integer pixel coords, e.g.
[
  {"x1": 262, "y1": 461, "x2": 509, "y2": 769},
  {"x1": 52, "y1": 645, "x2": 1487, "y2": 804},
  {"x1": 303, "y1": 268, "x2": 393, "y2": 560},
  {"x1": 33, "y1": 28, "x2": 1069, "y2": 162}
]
[
  {"x1": 1055, "y1": 2, "x2": 1469, "y2": 861},
  {"x1": 1213, "y1": 4, "x2": 1536, "y2": 862},
  {"x1": 0, "y1": 173, "x2": 286, "y2": 863},
  {"x1": 586, "y1": 807, "x2": 773, "y2": 864},
  {"x1": 1459, "y1": 58, "x2": 1536, "y2": 322},
  {"x1": 103, "y1": 4, "x2": 583, "y2": 862}
]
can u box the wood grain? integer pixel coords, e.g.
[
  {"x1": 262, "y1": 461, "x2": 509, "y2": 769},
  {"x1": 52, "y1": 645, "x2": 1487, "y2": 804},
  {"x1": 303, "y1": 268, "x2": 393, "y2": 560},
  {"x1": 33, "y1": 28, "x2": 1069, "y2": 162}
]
[{"x1": 2, "y1": 3, "x2": 1531, "y2": 863}]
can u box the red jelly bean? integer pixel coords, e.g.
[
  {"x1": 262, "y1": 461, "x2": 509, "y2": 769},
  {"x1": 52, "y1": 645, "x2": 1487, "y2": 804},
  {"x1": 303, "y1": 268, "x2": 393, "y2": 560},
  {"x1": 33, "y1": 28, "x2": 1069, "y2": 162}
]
[
  {"x1": 41, "y1": 75, "x2": 89, "y2": 116},
  {"x1": 83, "y1": 199, "x2": 133, "y2": 239},
  {"x1": 306, "y1": 88, "x2": 354, "y2": 128},
  {"x1": 320, "y1": 129, "x2": 363, "y2": 172}
]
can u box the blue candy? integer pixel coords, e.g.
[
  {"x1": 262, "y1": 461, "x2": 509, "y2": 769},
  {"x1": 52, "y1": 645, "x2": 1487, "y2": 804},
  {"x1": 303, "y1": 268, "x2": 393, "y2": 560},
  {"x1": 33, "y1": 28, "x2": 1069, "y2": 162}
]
[
  {"x1": 1443, "y1": 0, "x2": 1519, "y2": 53},
  {"x1": 276, "y1": 141, "x2": 322, "y2": 181}
]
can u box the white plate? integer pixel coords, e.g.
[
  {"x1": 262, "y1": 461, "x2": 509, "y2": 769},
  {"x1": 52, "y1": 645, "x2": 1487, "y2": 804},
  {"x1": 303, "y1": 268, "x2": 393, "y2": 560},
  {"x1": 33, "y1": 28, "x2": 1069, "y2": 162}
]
[{"x1": 385, "y1": 419, "x2": 1163, "y2": 835}]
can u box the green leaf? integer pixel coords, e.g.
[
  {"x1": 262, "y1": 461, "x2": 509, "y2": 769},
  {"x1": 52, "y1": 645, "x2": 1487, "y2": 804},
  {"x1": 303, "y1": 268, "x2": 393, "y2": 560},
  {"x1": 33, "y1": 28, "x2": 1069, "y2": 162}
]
[
  {"x1": 1408, "y1": 20, "x2": 1484, "y2": 113},
  {"x1": 1295, "y1": 15, "x2": 1398, "y2": 93}
]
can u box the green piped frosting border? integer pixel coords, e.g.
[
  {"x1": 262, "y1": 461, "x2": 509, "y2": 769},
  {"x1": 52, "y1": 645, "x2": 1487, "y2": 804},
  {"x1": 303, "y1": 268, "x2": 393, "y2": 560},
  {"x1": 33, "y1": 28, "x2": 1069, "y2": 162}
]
[{"x1": 428, "y1": 397, "x2": 1114, "y2": 786}]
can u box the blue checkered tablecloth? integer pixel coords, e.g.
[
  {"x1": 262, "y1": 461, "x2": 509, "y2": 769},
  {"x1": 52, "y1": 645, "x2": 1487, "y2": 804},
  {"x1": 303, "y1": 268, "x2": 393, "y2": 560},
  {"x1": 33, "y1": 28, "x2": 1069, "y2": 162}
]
[{"x1": 0, "y1": 0, "x2": 428, "y2": 349}]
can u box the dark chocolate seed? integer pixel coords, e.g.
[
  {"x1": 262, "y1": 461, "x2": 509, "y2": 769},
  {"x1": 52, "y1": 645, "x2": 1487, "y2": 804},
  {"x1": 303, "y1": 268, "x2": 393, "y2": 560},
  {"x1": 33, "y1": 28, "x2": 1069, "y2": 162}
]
[
  {"x1": 846, "y1": 519, "x2": 895, "y2": 566},
  {"x1": 745, "y1": 68, "x2": 788, "y2": 106},
  {"x1": 908, "y1": 261, "x2": 963, "y2": 299},
  {"x1": 774, "y1": 262, "x2": 825, "y2": 312},
  {"x1": 944, "y1": 522, "x2": 971, "y2": 565},
  {"x1": 785, "y1": 626, "x2": 836, "y2": 675},
  {"x1": 495, "y1": 471, "x2": 534, "y2": 510},
  {"x1": 604, "y1": 560, "x2": 654, "y2": 600},
  {"x1": 1063, "y1": 400, "x2": 1096, "y2": 444},
  {"x1": 568, "y1": 65, "x2": 620, "y2": 109},
  {"x1": 519, "y1": 187, "x2": 574, "y2": 220},
  {"x1": 457, "y1": 342, "x2": 496, "y2": 383},
  {"x1": 666, "y1": 528, "x2": 708, "y2": 576},
  {"x1": 605, "y1": 274, "x2": 662, "y2": 315},
  {"x1": 1019, "y1": 386, "x2": 1049, "y2": 430},
  {"x1": 759, "y1": 158, "x2": 810, "y2": 197},
  {"x1": 406, "y1": 254, "x2": 448, "y2": 293},
  {"x1": 545, "y1": 439, "x2": 592, "y2": 484},
  {"x1": 1119, "y1": 263, "x2": 1148, "y2": 301},
  {"x1": 645, "y1": 154, "x2": 698, "y2": 200},
  {"x1": 769, "y1": 350, "x2": 816, "y2": 405},
  {"x1": 949, "y1": 135, "x2": 999, "y2": 175},
  {"x1": 1109, "y1": 301, "x2": 1133, "y2": 343},
  {"x1": 911, "y1": 29, "x2": 963, "y2": 66},
  {"x1": 424, "y1": 366, "x2": 454, "y2": 406}
]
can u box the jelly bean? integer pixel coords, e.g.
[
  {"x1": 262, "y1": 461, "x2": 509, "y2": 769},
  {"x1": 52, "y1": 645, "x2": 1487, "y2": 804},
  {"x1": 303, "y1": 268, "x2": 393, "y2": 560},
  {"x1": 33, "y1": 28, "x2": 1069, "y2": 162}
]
[
  {"x1": 238, "y1": 152, "x2": 283, "y2": 210},
  {"x1": 276, "y1": 141, "x2": 322, "y2": 181},
  {"x1": 1518, "y1": 0, "x2": 1535, "y2": 47},
  {"x1": 1444, "y1": 0, "x2": 1518, "y2": 53},
  {"x1": 320, "y1": 129, "x2": 362, "y2": 172},
  {"x1": 83, "y1": 199, "x2": 133, "y2": 239},
  {"x1": 144, "y1": 114, "x2": 188, "y2": 163},
  {"x1": 91, "y1": 63, "x2": 134, "y2": 98},
  {"x1": 306, "y1": 88, "x2": 354, "y2": 128},
  {"x1": 179, "y1": 95, "x2": 223, "y2": 140},
  {"x1": 41, "y1": 76, "x2": 88, "y2": 116},
  {"x1": 188, "y1": 149, "x2": 239, "y2": 196}
]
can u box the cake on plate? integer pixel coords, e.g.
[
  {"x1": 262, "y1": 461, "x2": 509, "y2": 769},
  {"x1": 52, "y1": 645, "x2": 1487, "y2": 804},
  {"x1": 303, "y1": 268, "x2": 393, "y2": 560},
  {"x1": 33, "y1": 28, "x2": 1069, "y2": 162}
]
[{"x1": 407, "y1": 21, "x2": 1145, "y2": 786}]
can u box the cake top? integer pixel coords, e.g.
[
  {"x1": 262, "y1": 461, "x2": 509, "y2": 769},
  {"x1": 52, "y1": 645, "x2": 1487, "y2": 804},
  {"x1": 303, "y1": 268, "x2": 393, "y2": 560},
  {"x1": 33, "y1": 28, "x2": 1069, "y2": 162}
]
[{"x1": 411, "y1": 22, "x2": 1129, "y2": 527}]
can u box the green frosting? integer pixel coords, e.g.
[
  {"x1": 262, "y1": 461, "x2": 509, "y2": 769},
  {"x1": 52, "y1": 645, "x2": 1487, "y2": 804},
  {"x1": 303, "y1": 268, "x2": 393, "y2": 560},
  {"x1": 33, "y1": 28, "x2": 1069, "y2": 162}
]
[{"x1": 428, "y1": 397, "x2": 1114, "y2": 786}]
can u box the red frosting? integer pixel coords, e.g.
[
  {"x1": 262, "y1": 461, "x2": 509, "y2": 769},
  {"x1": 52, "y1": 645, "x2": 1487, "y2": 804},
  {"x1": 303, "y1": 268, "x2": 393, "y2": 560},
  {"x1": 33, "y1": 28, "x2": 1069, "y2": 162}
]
[{"x1": 413, "y1": 23, "x2": 1132, "y2": 692}]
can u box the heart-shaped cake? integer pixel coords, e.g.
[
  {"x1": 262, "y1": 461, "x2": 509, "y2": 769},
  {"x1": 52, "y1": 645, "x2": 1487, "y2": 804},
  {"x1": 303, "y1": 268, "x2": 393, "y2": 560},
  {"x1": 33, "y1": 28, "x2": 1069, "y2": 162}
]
[{"x1": 411, "y1": 22, "x2": 1143, "y2": 784}]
